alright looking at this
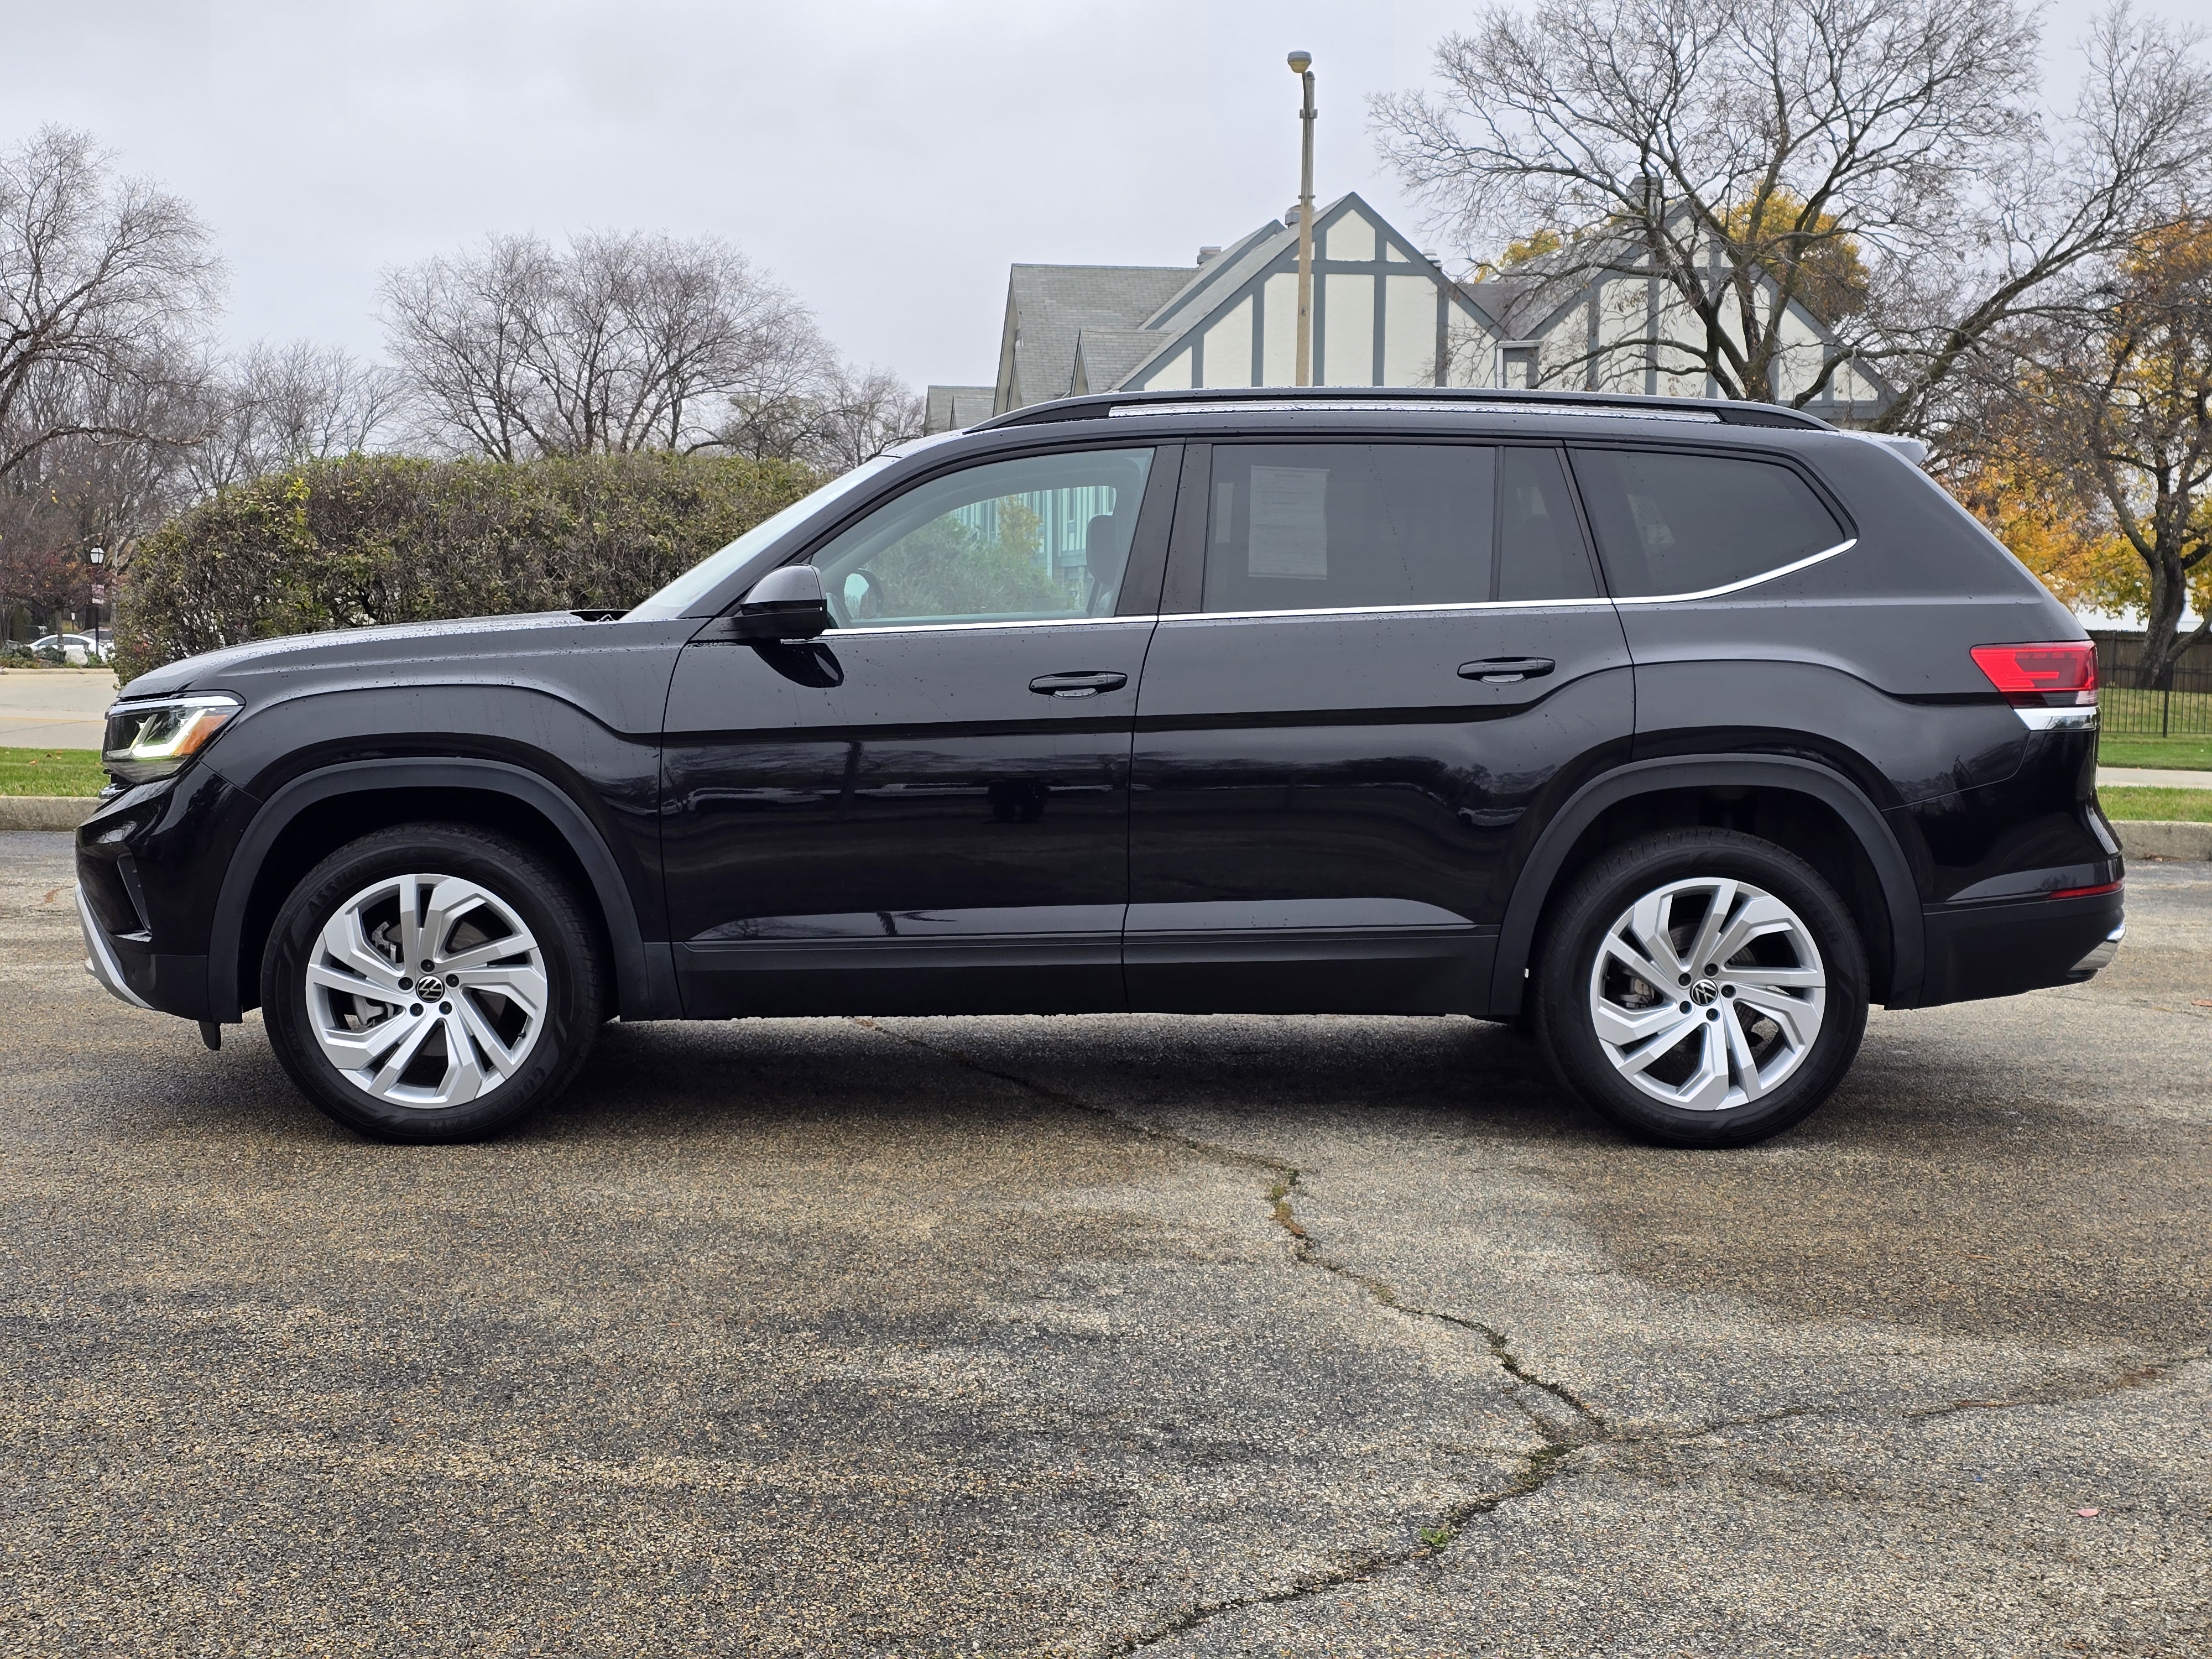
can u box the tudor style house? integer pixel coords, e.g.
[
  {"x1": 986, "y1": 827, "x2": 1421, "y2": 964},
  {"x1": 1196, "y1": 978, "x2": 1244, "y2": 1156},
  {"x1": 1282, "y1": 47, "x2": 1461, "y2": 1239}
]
[{"x1": 926, "y1": 192, "x2": 1892, "y2": 429}]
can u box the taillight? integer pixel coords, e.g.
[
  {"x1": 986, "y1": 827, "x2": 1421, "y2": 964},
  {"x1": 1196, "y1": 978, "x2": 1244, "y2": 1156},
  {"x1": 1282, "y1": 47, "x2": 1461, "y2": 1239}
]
[
  {"x1": 1971, "y1": 642, "x2": 2099, "y2": 731},
  {"x1": 1971, "y1": 642, "x2": 2097, "y2": 700}
]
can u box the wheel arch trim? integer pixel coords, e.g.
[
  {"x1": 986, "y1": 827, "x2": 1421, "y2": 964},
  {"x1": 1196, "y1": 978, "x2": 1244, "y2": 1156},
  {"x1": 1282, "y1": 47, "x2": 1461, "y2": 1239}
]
[
  {"x1": 207, "y1": 758, "x2": 677, "y2": 1023},
  {"x1": 1489, "y1": 755, "x2": 1923, "y2": 1015}
]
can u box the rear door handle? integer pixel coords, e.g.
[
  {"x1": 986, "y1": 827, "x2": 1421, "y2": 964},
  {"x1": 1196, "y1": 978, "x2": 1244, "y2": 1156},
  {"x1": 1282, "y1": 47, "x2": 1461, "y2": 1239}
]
[
  {"x1": 1029, "y1": 671, "x2": 1129, "y2": 698},
  {"x1": 1458, "y1": 656, "x2": 1556, "y2": 684}
]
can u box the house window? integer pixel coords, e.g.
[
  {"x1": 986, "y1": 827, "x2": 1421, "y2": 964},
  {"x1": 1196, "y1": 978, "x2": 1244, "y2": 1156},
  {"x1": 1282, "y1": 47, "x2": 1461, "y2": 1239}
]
[{"x1": 1499, "y1": 343, "x2": 1540, "y2": 389}]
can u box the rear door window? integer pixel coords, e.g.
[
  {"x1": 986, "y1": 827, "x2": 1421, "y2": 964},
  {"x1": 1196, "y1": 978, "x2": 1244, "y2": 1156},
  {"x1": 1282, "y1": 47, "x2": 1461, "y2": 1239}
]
[
  {"x1": 1569, "y1": 447, "x2": 1847, "y2": 598},
  {"x1": 1200, "y1": 443, "x2": 1598, "y2": 613}
]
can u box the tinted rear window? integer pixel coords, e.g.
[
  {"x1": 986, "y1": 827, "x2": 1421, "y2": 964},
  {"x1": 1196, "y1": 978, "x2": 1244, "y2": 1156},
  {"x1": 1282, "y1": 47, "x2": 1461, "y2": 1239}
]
[
  {"x1": 1569, "y1": 448, "x2": 1846, "y2": 598},
  {"x1": 1201, "y1": 443, "x2": 1597, "y2": 612}
]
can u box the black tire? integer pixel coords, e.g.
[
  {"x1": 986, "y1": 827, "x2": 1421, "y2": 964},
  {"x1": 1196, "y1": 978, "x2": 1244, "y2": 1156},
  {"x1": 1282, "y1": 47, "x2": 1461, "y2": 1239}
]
[
  {"x1": 1532, "y1": 828, "x2": 1868, "y2": 1147},
  {"x1": 260, "y1": 823, "x2": 603, "y2": 1143}
]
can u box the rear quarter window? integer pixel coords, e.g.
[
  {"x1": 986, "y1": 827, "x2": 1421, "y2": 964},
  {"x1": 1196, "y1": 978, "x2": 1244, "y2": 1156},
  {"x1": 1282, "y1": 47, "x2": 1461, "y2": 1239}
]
[{"x1": 1570, "y1": 447, "x2": 1848, "y2": 598}]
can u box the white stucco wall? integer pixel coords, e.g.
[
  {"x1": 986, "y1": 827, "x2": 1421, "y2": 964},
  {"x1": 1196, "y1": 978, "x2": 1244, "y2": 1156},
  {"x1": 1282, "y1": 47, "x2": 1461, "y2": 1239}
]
[
  {"x1": 1383, "y1": 275, "x2": 1437, "y2": 387},
  {"x1": 1202, "y1": 295, "x2": 1253, "y2": 388},
  {"x1": 1261, "y1": 273, "x2": 1299, "y2": 385},
  {"x1": 1323, "y1": 272, "x2": 1374, "y2": 386}
]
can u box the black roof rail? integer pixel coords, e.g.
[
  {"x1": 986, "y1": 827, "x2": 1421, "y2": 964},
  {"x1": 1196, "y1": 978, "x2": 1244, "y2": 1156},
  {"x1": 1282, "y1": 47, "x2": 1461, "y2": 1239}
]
[{"x1": 970, "y1": 385, "x2": 1832, "y2": 432}]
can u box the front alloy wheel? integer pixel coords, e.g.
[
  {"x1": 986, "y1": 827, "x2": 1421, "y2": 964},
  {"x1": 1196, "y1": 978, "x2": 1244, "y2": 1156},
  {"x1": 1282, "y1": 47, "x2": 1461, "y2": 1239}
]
[
  {"x1": 305, "y1": 872, "x2": 550, "y2": 1109},
  {"x1": 263, "y1": 824, "x2": 601, "y2": 1141}
]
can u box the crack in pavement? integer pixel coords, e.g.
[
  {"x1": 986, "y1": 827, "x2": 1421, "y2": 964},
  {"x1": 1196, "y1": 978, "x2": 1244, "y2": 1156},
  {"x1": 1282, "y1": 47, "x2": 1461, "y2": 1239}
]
[
  {"x1": 1106, "y1": 1443, "x2": 1577, "y2": 1656},
  {"x1": 849, "y1": 1019, "x2": 2202, "y2": 1656},
  {"x1": 850, "y1": 1020, "x2": 1612, "y2": 1652}
]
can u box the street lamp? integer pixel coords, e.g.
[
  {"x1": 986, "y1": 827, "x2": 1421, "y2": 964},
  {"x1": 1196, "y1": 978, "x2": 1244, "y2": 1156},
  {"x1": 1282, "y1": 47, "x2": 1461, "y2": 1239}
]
[
  {"x1": 88, "y1": 547, "x2": 105, "y2": 661},
  {"x1": 1288, "y1": 51, "x2": 1317, "y2": 387}
]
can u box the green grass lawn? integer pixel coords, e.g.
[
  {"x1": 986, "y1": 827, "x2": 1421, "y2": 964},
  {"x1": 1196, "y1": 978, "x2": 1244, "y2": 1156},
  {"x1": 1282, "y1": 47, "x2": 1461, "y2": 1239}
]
[
  {"x1": 0, "y1": 748, "x2": 107, "y2": 796},
  {"x1": 2099, "y1": 734, "x2": 2212, "y2": 771},
  {"x1": 2099, "y1": 685, "x2": 2212, "y2": 769},
  {"x1": 2098, "y1": 786, "x2": 2212, "y2": 823}
]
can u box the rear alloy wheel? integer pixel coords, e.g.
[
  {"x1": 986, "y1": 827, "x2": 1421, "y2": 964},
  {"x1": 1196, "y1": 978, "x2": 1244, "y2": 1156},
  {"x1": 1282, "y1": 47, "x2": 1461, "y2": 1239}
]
[
  {"x1": 1533, "y1": 829, "x2": 1867, "y2": 1146},
  {"x1": 262, "y1": 824, "x2": 602, "y2": 1142}
]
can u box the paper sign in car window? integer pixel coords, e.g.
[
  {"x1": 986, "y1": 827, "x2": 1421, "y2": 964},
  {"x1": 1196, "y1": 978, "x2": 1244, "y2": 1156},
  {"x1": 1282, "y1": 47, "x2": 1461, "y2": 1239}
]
[{"x1": 1248, "y1": 466, "x2": 1330, "y2": 579}]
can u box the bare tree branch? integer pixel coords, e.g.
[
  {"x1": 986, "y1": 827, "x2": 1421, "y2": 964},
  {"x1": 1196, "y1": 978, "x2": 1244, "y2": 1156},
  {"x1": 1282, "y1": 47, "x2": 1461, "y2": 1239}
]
[
  {"x1": 379, "y1": 232, "x2": 831, "y2": 459},
  {"x1": 1371, "y1": 0, "x2": 2212, "y2": 430}
]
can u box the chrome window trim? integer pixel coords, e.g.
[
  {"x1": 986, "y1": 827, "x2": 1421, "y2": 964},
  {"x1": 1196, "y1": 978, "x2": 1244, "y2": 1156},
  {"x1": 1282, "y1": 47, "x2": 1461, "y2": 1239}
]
[
  {"x1": 1609, "y1": 538, "x2": 1857, "y2": 605},
  {"x1": 821, "y1": 614, "x2": 1156, "y2": 638},
  {"x1": 1157, "y1": 596, "x2": 1614, "y2": 624}
]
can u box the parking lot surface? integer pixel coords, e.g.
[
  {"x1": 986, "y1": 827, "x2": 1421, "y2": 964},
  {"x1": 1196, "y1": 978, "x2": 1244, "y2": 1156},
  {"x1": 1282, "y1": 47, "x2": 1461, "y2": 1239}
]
[
  {"x1": 0, "y1": 670, "x2": 116, "y2": 750},
  {"x1": 2, "y1": 829, "x2": 2206, "y2": 1657}
]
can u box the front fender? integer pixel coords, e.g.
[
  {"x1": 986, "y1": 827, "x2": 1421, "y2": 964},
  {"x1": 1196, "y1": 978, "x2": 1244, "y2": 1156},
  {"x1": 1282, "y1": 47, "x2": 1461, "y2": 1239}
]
[{"x1": 206, "y1": 757, "x2": 679, "y2": 1022}]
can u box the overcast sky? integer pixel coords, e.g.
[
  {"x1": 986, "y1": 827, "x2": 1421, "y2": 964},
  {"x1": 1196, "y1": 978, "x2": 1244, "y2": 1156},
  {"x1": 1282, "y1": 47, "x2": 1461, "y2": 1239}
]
[{"x1": 4, "y1": 0, "x2": 2185, "y2": 392}]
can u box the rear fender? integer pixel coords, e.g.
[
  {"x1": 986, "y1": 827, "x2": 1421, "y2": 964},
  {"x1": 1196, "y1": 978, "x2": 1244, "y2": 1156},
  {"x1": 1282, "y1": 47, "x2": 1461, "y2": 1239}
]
[{"x1": 1489, "y1": 755, "x2": 1924, "y2": 1014}]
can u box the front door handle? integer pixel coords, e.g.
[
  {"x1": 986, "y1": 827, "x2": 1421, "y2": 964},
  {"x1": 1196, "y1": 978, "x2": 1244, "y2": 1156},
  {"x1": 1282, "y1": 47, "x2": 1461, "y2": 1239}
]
[
  {"x1": 1029, "y1": 671, "x2": 1129, "y2": 698},
  {"x1": 1458, "y1": 656, "x2": 1556, "y2": 684}
]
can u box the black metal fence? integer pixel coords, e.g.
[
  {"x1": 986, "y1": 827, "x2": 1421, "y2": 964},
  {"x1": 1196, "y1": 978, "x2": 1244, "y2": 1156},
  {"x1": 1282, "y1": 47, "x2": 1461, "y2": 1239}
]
[{"x1": 2092, "y1": 636, "x2": 2212, "y2": 738}]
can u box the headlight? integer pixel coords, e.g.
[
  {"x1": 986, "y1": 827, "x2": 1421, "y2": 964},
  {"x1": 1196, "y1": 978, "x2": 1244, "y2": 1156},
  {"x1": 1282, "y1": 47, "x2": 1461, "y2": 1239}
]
[{"x1": 102, "y1": 693, "x2": 242, "y2": 786}]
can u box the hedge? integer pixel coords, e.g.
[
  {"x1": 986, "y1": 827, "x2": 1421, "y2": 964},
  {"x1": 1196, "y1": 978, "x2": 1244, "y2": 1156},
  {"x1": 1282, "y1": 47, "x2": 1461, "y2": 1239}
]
[{"x1": 112, "y1": 451, "x2": 818, "y2": 681}]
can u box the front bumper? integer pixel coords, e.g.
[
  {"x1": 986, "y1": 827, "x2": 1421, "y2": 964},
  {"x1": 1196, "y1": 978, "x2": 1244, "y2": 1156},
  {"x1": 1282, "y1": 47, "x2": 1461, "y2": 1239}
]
[
  {"x1": 75, "y1": 875, "x2": 210, "y2": 1020},
  {"x1": 79, "y1": 883, "x2": 152, "y2": 1010}
]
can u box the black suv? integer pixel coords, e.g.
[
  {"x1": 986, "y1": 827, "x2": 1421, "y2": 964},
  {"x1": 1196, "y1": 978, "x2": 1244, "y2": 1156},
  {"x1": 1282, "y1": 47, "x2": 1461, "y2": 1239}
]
[{"x1": 78, "y1": 388, "x2": 2124, "y2": 1146}]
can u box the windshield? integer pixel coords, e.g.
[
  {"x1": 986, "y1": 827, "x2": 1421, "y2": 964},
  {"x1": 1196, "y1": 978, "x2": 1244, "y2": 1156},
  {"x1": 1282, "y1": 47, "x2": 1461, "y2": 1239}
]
[{"x1": 623, "y1": 456, "x2": 901, "y2": 620}]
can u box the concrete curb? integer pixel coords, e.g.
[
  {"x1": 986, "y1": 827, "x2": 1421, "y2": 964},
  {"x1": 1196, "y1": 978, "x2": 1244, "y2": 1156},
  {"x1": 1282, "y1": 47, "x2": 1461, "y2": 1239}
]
[
  {"x1": 0, "y1": 796, "x2": 95, "y2": 831},
  {"x1": 2117, "y1": 819, "x2": 2212, "y2": 862}
]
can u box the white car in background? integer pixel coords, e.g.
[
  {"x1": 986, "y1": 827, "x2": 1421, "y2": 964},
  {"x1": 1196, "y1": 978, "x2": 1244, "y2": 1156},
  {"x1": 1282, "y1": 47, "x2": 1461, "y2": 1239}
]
[{"x1": 25, "y1": 632, "x2": 111, "y2": 665}]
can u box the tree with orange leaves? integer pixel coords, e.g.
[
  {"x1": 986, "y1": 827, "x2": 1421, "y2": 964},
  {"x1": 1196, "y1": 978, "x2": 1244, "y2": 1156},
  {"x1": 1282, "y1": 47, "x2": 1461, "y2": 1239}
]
[{"x1": 1992, "y1": 217, "x2": 2212, "y2": 686}]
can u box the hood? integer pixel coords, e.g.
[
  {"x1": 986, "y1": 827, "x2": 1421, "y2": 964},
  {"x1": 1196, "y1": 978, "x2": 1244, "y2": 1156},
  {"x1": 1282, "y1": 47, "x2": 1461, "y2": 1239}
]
[{"x1": 118, "y1": 612, "x2": 602, "y2": 701}]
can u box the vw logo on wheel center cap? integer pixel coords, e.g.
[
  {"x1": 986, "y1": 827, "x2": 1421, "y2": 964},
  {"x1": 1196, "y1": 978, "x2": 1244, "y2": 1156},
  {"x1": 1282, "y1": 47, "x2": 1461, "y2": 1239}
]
[{"x1": 1689, "y1": 978, "x2": 1720, "y2": 1006}]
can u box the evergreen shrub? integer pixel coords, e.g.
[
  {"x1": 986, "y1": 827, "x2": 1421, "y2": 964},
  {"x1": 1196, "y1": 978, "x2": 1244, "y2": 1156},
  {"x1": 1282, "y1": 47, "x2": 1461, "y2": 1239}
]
[{"x1": 113, "y1": 451, "x2": 817, "y2": 681}]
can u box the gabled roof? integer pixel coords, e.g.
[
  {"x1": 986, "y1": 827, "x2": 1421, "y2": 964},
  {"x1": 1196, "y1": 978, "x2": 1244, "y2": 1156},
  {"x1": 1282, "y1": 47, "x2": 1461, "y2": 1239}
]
[
  {"x1": 1000, "y1": 263, "x2": 1192, "y2": 410},
  {"x1": 1472, "y1": 208, "x2": 1897, "y2": 409},
  {"x1": 1142, "y1": 217, "x2": 1292, "y2": 335},
  {"x1": 922, "y1": 385, "x2": 995, "y2": 434},
  {"x1": 1070, "y1": 330, "x2": 1168, "y2": 397},
  {"x1": 1114, "y1": 193, "x2": 1510, "y2": 393}
]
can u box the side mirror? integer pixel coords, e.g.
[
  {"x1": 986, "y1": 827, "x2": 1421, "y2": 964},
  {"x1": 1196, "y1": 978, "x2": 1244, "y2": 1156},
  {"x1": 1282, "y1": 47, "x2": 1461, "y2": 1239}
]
[{"x1": 722, "y1": 564, "x2": 833, "y2": 641}]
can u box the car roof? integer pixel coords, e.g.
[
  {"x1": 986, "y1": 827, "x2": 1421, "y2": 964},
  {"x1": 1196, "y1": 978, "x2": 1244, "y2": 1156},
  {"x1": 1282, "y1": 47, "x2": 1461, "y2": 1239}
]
[{"x1": 971, "y1": 384, "x2": 1832, "y2": 435}]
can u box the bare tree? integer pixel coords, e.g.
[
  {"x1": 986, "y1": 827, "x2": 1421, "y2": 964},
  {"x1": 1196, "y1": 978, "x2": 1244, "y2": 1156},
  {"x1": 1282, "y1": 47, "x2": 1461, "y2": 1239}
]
[
  {"x1": 1373, "y1": 0, "x2": 2212, "y2": 430},
  {"x1": 0, "y1": 126, "x2": 220, "y2": 486},
  {"x1": 184, "y1": 342, "x2": 402, "y2": 494},
  {"x1": 380, "y1": 231, "x2": 828, "y2": 459},
  {"x1": 714, "y1": 364, "x2": 924, "y2": 474}
]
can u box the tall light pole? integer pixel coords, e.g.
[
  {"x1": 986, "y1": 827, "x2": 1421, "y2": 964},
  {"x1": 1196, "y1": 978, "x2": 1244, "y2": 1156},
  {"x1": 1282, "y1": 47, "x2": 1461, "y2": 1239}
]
[
  {"x1": 1288, "y1": 50, "x2": 1317, "y2": 387},
  {"x1": 87, "y1": 547, "x2": 105, "y2": 659}
]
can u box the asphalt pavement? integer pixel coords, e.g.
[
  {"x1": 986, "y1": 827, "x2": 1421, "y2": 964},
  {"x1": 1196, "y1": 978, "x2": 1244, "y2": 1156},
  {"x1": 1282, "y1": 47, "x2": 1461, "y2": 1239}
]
[
  {"x1": 0, "y1": 669, "x2": 118, "y2": 749},
  {"x1": 1, "y1": 829, "x2": 2205, "y2": 1656}
]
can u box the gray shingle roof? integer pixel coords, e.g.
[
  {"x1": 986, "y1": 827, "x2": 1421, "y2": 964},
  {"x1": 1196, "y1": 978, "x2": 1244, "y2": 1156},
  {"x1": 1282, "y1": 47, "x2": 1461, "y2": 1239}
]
[
  {"x1": 1071, "y1": 330, "x2": 1169, "y2": 394},
  {"x1": 1142, "y1": 217, "x2": 1295, "y2": 335},
  {"x1": 922, "y1": 384, "x2": 995, "y2": 433},
  {"x1": 1004, "y1": 264, "x2": 1193, "y2": 406}
]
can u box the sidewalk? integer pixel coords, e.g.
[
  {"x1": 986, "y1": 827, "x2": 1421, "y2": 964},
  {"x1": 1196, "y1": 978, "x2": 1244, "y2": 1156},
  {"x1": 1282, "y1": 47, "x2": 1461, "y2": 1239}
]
[
  {"x1": 2099, "y1": 766, "x2": 2212, "y2": 790},
  {"x1": 0, "y1": 668, "x2": 118, "y2": 749}
]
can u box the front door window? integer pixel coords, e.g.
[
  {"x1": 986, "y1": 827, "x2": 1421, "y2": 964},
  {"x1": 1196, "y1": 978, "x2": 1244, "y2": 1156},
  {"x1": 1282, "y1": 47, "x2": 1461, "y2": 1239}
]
[{"x1": 809, "y1": 448, "x2": 1155, "y2": 625}]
